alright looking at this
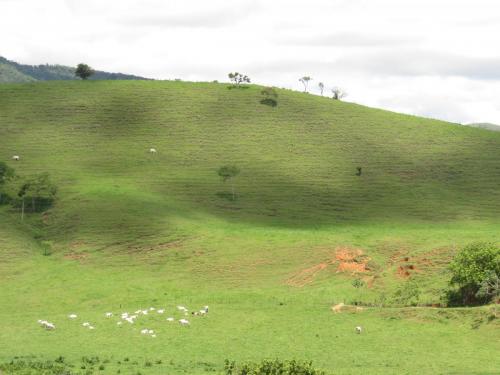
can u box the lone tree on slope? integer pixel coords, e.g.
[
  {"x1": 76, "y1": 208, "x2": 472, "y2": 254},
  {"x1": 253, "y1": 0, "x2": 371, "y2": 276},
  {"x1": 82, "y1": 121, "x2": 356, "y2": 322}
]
[
  {"x1": 332, "y1": 87, "x2": 347, "y2": 100},
  {"x1": 217, "y1": 165, "x2": 240, "y2": 201},
  {"x1": 228, "y1": 72, "x2": 250, "y2": 87},
  {"x1": 318, "y1": 82, "x2": 325, "y2": 96},
  {"x1": 299, "y1": 76, "x2": 312, "y2": 92},
  {"x1": 75, "y1": 63, "x2": 95, "y2": 80}
]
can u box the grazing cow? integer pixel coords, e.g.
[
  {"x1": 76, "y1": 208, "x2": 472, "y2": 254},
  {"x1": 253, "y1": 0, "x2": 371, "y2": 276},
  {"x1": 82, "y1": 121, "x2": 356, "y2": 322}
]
[
  {"x1": 179, "y1": 318, "x2": 190, "y2": 326},
  {"x1": 12, "y1": 155, "x2": 20, "y2": 161},
  {"x1": 355, "y1": 326, "x2": 362, "y2": 334},
  {"x1": 149, "y1": 148, "x2": 157, "y2": 154}
]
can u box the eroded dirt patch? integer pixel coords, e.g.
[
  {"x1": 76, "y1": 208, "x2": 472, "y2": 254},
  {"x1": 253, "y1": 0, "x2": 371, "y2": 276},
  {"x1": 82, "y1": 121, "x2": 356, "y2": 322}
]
[
  {"x1": 286, "y1": 246, "x2": 371, "y2": 287},
  {"x1": 335, "y1": 247, "x2": 371, "y2": 274}
]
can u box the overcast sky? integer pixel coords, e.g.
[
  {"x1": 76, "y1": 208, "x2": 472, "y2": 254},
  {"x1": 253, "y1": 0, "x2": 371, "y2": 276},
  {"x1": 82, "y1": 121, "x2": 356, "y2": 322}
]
[{"x1": 2, "y1": 0, "x2": 500, "y2": 124}]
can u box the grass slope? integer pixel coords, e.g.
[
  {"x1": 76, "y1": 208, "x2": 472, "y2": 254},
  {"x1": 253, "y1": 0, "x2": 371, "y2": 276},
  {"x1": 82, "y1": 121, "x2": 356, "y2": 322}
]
[{"x1": 0, "y1": 81, "x2": 499, "y2": 374}]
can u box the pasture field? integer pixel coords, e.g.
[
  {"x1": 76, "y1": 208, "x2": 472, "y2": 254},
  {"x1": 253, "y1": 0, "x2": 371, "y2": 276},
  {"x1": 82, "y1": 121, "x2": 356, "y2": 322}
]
[{"x1": 0, "y1": 81, "x2": 499, "y2": 374}]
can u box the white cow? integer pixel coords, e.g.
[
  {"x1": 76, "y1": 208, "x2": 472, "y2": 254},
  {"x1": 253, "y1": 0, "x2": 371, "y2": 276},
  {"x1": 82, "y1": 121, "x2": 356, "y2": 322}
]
[
  {"x1": 12, "y1": 155, "x2": 20, "y2": 161},
  {"x1": 179, "y1": 318, "x2": 190, "y2": 326},
  {"x1": 355, "y1": 326, "x2": 362, "y2": 334},
  {"x1": 149, "y1": 148, "x2": 157, "y2": 154}
]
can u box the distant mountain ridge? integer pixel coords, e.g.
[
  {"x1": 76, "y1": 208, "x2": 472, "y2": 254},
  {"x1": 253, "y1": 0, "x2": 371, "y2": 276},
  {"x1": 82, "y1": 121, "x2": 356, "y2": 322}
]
[
  {"x1": 0, "y1": 56, "x2": 149, "y2": 82},
  {"x1": 465, "y1": 122, "x2": 500, "y2": 132}
]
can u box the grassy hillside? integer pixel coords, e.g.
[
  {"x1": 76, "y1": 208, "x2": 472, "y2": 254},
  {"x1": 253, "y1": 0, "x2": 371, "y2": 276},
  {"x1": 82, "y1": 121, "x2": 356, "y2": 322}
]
[
  {"x1": 0, "y1": 56, "x2": 148, "y2": 82},
  {"x1": 0, "y1": 81, "x2": 499, "y2": 374}
]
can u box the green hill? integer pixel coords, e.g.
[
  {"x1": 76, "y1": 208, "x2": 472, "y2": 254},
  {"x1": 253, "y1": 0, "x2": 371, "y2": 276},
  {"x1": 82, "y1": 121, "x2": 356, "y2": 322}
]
[
  {"x1": 0, "y1": 81, "x2": 499, "y2": 374},
  {"x1": 0, "y1": 56, "x2": 148, "y2": 82}
]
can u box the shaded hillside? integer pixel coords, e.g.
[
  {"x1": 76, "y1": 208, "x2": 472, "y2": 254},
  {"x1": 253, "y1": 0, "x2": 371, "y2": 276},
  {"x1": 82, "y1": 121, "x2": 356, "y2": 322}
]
[
  {"x1": 0, "y1": 80, "x2": 499, "y2": 251},
  {"x1": 0, "y1": 56, "x2": 148, "y2": 82}
]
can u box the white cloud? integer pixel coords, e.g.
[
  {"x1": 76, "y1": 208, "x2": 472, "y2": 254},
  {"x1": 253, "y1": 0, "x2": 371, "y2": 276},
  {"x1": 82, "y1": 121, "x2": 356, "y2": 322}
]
[{"x1": 1, "y1": 0, "x2": 500, "y2": 124}]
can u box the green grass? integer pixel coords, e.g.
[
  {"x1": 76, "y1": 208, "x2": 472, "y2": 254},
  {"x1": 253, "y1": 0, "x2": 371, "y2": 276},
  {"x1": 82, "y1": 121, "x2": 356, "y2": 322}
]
[{"x1": 0, "y1": 80, "x2": 499, "y2": 374}]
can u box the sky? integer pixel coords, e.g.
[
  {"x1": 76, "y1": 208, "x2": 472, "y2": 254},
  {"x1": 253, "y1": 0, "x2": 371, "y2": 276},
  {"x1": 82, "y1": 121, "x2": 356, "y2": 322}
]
[{"x1": 1, "y1": 0, "x2": 500, "y2": 124}]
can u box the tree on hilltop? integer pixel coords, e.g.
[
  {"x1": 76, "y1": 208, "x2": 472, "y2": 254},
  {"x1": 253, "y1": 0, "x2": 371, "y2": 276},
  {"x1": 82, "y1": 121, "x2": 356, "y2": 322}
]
[
  {"x1": 299, "y1": 76, "x2": 312, "y2": 92},
  {"x1": 318, "y1": 82, "x2": 325, "y2": 96},
  {"x1": 75, "y1": 63, "x2": 95, "y2": 80},
  {"x1": 228, "y1": 72, "x2": 250, "y2": 87}
]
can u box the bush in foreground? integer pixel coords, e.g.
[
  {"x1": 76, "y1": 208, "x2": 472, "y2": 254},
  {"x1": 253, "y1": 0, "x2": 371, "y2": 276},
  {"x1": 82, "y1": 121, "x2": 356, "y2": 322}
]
[
  {"x1": 224, "y1": 359, "x2": 327, "y2": 375},
  {"x1": 447, "y1": 242, "x2": 499, "y2": 306}
]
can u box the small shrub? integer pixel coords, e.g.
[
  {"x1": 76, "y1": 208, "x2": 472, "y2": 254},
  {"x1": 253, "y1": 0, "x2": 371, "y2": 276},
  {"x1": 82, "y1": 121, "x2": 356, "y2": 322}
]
[
  {"x1": 41, "y1": 240, "x2": 53, "y2": 256},
  {"x1": 54, "y1": 356, "x2": 65, "y2": 364},
  {"x1": 260, "y1": 87, "x2": 278, "y2": 107},
  {"x1": 352, "y1": 278, "x2": 365, "y2": 288},
  {"x1": 392, "y1": 280, "x2": 421, "y2": 306}
]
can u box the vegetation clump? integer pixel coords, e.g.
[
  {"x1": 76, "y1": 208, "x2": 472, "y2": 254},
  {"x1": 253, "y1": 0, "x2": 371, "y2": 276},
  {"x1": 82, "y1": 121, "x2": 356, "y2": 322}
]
[
  {"x1": 224, "y1": 359, "x2": 327, "y2": 375},
  {"x1": 260, "y1": 87, "x2": 278, "y2": 107},
  {"x1": 446, "y1": 242, "x2": 499, "y2": 306}
]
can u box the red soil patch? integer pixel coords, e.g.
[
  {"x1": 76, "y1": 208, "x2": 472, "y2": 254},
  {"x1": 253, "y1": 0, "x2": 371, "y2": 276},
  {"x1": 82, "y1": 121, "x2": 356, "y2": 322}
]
[
  {"x1": 285, "y1": 246, "x2": 371, "y2": 287},
  {"x1": 335, "y1": 247, "x2": 370, "y2": 274},
  {"x1": 337, "y1": 262, "x2": 367, "y2": 273}
]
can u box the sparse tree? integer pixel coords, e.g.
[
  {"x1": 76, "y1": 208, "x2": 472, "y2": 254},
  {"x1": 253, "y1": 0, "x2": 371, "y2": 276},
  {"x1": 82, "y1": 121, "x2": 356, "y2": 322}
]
[
  {"x1": 318, "y1": 82, "x2": 325, "y2": 96},
  {"x1": 332, "y1": 87, "x2": 347, "y2": 100},
  {"x1": 17, "y1": 181, "x2": 29, "y2": 221},
  {"x1": 0, "y1": 162, "x2": 14, "y2": 204},
  {"x1": 477, "y1": 271, "x2": 500, "y2": 316},
  {"x1": 27, "y1": 173, "x2": 57, "y2": 212},
  {"x1": 228, "y1": 72, "x2": 250, "y2": 87},
  {"x1": 16, "y1": 173, "x2": 57, "y2": 219},
  {"x1": 299, "y1": 76, "x2": 312, "y2": 92},
  {"x1": 75, "y1": 63, "x2": 95, "y2": 80},
  {"x1": 217, "y1": 165, "x2": 240, "y2": 200}
]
